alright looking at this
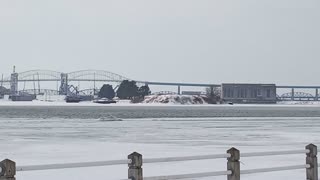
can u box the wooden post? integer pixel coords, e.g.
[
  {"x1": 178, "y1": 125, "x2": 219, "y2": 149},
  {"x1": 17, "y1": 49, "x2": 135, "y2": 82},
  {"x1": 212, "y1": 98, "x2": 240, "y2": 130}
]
[
  {"x1": 128, "y1": 152, "x2": 143, "y2": 180},
  {"x1": 306, "y1": 144, "x2": 318, "y2": 180},
  {"x1": 227, "y1": 147, "x2": 240, "y2": 180},
  {"x1": 0, "y1": 159, "x2": 16, "y2": 180}
]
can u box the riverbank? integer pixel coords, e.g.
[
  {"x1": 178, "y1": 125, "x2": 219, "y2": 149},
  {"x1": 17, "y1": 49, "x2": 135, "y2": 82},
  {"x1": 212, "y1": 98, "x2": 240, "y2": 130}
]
[{"x1": 1, "y1": 99, "x2": 320, "y2": 107}]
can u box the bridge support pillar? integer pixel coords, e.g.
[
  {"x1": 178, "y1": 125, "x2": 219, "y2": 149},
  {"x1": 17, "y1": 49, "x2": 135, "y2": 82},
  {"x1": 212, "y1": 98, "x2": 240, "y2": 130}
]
[
  {"x1": 291, "y1": 88, "x2": 295, "y2": 101},
  {"x1": 178, "y1": 86, "x2": 181, "y2": 95},
  {"x1": 316, "y1": 89, "x2": 319, "y2": 101},
  {"x1": 59, "y1": 73, "x2": 68, "y2": 95},
  {"x1": 10, "y1": 72, "x2": 18, "y2": 96}
]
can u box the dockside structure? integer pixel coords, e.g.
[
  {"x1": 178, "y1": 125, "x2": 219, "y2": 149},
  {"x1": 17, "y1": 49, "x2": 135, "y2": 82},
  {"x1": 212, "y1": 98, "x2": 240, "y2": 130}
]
[{"x1": 221, "y1": 83, "x2": 277, "y2": 104}]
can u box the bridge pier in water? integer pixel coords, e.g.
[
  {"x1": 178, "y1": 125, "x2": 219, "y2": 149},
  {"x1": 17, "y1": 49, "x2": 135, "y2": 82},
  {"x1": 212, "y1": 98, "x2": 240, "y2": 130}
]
[
  {"x1": 178, "y1": 85, "x2": 181, "y2": 95},
  {"x1": 316, "y1": 89, "x2": 319, "y2": 101}
]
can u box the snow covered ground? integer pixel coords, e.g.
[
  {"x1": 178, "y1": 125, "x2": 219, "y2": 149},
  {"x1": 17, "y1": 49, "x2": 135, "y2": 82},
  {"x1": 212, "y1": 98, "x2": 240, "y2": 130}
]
[
  {"x1": 1, "y1": 104, "x2": 319, "y2": 180},
  {"x1": 143, "y1": 95, "x2": 207, "y2": 104},
  {"x1": 2, "y1": 99, "x2": 320, "y2": 107}
]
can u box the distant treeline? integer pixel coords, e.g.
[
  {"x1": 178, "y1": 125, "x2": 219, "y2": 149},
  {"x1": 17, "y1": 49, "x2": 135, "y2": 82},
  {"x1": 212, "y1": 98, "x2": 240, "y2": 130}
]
[{"x1": 98, "y1": 80, "x2": 151, "y2": 101}]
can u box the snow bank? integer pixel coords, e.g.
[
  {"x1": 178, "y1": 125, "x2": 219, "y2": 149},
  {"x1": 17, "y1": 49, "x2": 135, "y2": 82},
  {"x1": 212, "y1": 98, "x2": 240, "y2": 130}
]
[
  {"x1": 277, "y1": 101, "x2": 320, "y2": 105},
  {"x1": 143, "y1": 95, "x2": 207, "y2": 105}
]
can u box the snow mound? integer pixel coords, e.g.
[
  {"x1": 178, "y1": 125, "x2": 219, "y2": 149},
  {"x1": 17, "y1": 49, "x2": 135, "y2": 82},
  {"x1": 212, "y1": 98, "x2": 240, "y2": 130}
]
[{"x1": 143, "y1": 95, "x2": 207, "y2": 105}]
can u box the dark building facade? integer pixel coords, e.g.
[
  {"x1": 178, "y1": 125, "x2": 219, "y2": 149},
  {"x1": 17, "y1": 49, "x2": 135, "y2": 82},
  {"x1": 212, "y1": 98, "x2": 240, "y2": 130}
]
[{"x1": 221, "y1": 84, "x2": 277, "y2": 104}]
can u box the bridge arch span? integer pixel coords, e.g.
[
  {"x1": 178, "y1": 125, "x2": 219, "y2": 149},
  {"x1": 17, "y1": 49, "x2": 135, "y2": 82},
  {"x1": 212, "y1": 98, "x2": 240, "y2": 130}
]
[
  {"x1": 281, "y1": 92, "x2": 315, "y2": 98},
  {"x1": 18, "y1": 70, "x2": 62, "y2": 81},
  {"x1": 279, "y1": 92, "x2": 316, "y2": 101},
  {"x1": 67, "y1": 70, "x2": 130, "y2": 82}
]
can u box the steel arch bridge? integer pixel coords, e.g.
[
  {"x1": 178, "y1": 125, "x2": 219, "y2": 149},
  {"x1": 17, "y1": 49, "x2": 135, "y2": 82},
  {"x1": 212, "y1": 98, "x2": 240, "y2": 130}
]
[
  {"x1": 0, "y1": 69, "x2": 132, "y2": 95},
  {"x1": 68, "y1": 70, "x2": 129, "y2": 82},
  {"x1": 18, "y1": 70, "x2": 62, "y2": 82},
  {"x1": 2, "y1": 69, "x2": 130, "y2": 82},
  {"x1": 279, "y1": 92, "x2": 316, "y2": 101}
]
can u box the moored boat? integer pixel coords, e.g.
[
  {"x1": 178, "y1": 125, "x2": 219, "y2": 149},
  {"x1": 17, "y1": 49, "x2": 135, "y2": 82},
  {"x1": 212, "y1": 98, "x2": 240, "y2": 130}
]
[
  {"x1": 65, "y1": 96, "x2": 81, "y2": 103},
  {"x1": 93, "y1": 98, "x2": 116, "y2": 104}
]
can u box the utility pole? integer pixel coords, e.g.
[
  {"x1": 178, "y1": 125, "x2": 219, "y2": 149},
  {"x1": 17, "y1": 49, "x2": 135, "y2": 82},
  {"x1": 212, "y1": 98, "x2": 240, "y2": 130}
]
[
  {"x1": 0, "y1": 74, "x2": 3, "y2": 98},
  {"x1": 1, "y1": 74, "x2": 3, "y2": 87},
  {"x1": 37, "y1": 73, "x2": 40, "y2": 95},
  {"x1": 33, "y1": 75, "x2": 36, "y2": 96},
  {"x1": 94, "y1": 73, "x2": 96, "y2": 95}
]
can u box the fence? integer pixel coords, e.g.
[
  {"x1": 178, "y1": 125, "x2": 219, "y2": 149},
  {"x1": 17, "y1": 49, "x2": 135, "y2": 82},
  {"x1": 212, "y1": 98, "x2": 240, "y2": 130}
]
[{"x1": 0, "y1": 144, "x2": 318, "y2": 180}]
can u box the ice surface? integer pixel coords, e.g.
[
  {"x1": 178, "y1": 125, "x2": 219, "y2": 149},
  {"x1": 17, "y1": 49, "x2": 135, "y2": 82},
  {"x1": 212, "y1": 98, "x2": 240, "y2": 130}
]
[{"x1": 0, "y1": 104, "x2": 319, "y2": 180}]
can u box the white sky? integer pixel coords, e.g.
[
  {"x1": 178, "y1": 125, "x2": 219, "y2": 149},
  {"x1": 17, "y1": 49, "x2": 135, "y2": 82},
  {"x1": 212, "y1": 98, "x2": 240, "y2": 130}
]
[{"x1": 0, "y1": 0, "x2": 319, "y2": 85}]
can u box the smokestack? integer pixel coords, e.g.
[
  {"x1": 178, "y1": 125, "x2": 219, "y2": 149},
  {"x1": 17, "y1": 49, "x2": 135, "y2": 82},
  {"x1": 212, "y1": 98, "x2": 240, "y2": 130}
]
[{"x1": 13, "y1": 66, "x2": 16, "y2": 73}]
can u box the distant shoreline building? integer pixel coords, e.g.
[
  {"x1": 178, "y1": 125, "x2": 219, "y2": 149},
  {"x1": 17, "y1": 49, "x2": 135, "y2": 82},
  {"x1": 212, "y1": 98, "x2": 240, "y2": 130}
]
[{"x1": 221, "y1": 84, "x2": 277, "y2": 104}]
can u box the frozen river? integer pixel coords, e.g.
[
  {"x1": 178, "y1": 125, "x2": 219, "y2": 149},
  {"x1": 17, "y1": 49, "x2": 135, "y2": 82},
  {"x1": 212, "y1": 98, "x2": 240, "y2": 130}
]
[{"x1": 1, "y1": 105, "x2": 320, "y2": 180}]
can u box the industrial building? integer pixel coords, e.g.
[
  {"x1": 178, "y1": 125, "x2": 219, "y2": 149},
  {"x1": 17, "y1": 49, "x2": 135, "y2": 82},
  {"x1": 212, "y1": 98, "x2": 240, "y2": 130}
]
[{"x1": 221, "y1": 84, "x2": 277, "y2": 104}]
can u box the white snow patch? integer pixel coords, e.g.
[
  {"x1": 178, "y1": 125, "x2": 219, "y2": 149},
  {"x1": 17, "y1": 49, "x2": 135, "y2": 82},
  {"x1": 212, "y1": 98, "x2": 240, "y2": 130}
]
[
  {"x1": 277, "y1": 101, "x2": 320, "y2": 105},
  {"x1": 143, "y1": 95, "x2": 207, "y2": 105}
]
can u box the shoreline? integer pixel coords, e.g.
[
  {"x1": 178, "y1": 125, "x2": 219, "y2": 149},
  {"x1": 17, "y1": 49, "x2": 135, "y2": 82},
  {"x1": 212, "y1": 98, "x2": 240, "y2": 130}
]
[{"x1": 0, "y1": 100, "x2": 320, "y2": 107}]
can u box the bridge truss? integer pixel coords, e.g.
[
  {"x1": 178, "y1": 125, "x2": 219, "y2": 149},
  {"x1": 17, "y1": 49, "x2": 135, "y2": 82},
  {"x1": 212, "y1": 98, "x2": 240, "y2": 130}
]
[
  {"x1": 0, "y1": 69, "x2": 131, "y2": 96},
  {"x1": 278, "y1": 92, "x2": 317, "y2": 101}
]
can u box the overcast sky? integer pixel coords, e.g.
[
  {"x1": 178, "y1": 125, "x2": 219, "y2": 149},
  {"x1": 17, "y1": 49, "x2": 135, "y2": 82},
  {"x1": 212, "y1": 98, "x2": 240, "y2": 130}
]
[{"x1": 0, "y1": 0, "x2": 319, "y2": 85}]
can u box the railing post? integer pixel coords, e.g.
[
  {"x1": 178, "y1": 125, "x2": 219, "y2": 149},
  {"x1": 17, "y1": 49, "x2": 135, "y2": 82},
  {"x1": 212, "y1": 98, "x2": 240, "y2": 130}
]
[
  {"x1": 128, "y1": 152, "x2": 143, "y2": 180},
  {"x1": 306, "y1": 144, "x2": 318, "y2": 180},
  {"x1": 0, "y1": 159, "x2": 16, "y2": 180},
  {"x1": 227, "y1": 147, "x2": 240, "y2": 180}
]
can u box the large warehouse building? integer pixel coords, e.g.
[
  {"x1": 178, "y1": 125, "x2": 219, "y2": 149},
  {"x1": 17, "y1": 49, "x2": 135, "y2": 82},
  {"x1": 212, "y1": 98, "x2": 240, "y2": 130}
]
[{"x1": 221, "y1": 84, "x2": 277, "y2": 104}]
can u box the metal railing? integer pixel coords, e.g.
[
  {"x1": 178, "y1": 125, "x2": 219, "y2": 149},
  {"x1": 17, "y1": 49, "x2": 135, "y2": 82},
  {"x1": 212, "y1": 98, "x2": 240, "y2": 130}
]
[{"x1": 0, "y1": 144, "x2": 318, "y2": 180}]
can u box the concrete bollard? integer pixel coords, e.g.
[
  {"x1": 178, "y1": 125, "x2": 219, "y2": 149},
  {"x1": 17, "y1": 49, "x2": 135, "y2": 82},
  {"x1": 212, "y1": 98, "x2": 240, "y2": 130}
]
[
  {"x1": 227, "y1": 148, "x2": 240, "y2": 180},
  {"x1": 306, "y1": 144, "x2": 318, "y2": 180},
  {"x1": 0, "y1": 159, "x2": 16, "y2": 180},
  {"x1": 128, "y1": 152, "x2": 143, "y2": 180}
]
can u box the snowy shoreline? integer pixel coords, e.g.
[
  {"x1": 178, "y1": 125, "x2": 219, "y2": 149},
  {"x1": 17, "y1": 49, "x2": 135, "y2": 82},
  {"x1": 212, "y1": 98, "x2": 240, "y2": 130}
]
[
  {"x1": 1, "y1": 94, "x2": 320, "y2": 107},
  {"x1": 0, "y1": 100, "x2": 320, "y2": 107}
]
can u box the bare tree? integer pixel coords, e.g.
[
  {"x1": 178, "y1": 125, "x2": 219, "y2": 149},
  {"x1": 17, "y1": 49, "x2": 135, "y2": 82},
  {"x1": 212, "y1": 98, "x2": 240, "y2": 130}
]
[{"x1": 205, "y1": 87, "x2": 221, "y2": 104}]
